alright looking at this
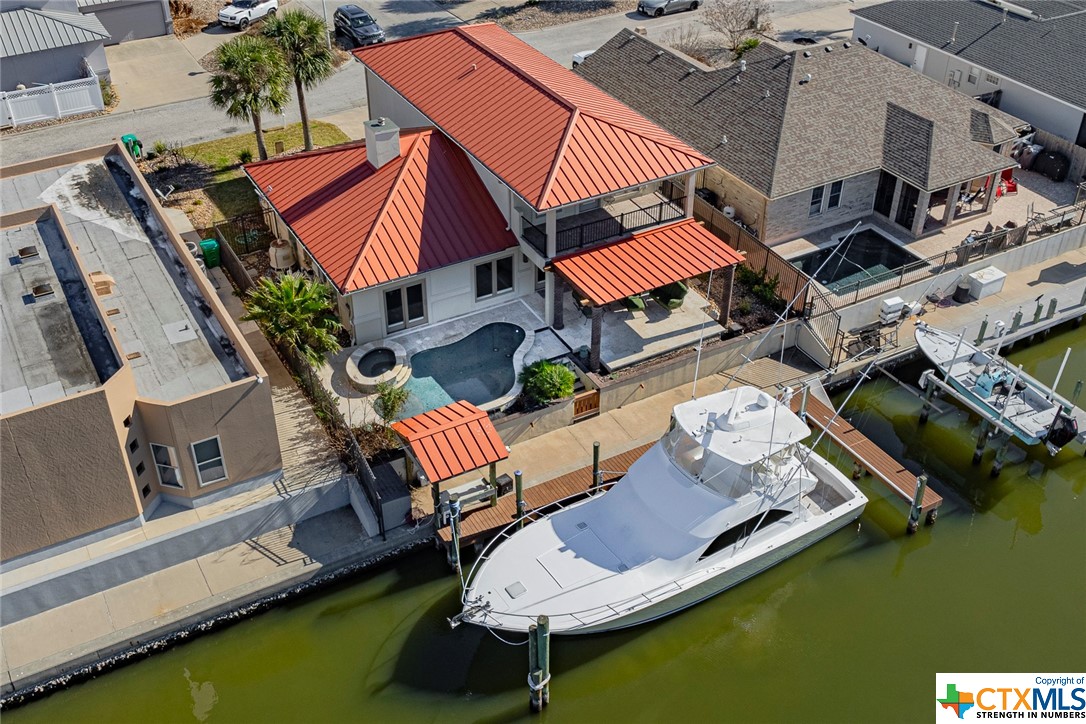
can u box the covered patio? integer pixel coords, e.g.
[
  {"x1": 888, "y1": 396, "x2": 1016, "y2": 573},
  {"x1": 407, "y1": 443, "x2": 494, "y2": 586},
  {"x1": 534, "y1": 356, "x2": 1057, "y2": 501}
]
[{"x1": 546, "y1": 219, "x2": 744, "y2": 373}]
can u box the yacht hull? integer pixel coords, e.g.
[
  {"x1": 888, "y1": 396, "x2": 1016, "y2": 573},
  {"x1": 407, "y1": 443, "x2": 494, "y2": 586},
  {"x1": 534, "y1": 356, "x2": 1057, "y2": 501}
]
[{"x1": 565, "y1": 504, "x2": 864, "y2": 635}]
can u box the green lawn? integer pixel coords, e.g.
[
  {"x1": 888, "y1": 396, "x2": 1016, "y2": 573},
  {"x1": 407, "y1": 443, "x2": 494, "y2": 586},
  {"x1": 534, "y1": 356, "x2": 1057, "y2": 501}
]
[{"x1": 184, "y1": 121, "x2": 351, "y2": 219}]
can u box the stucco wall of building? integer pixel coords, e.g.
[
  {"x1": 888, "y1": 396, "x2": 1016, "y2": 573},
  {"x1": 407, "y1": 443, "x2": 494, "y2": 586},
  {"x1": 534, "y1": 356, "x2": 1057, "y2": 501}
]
[
  {"x1": 364, "y1": 69, "x2": 430, "y2": 129},
  {"x1": 763, "y1": 170, "x2": 880, "y2": 244},
  {"x1": 1, "y1": 384, "x2": 140, "y2": 561},
  {"x1": 136, "y1": 378, "x2": 281, "y2": 500}
]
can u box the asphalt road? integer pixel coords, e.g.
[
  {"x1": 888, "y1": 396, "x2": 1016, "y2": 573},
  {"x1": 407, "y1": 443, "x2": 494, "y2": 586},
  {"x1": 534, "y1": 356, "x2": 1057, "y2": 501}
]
[{"x1": 0, "y1": 0, "x2": 865, "y2": 165}]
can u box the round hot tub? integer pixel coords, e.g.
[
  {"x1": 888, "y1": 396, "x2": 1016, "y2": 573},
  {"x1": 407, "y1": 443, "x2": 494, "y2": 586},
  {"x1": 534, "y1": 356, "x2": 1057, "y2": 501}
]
[
  {"x1": 357, "y1": 348, "x2": 396, "y2": 378},
  {"x1": 346, "y1": 340, "x2": 409, "y2": 393}
]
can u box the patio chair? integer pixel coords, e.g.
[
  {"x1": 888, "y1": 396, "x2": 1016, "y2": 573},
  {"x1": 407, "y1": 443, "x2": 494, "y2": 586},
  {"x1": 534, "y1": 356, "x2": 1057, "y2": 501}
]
[
  {"x1": 622, "y1": 294, "x2": 647, "y2": 313},
  {"x1": 650, "y1": 281, "x2": 688, "y2": 311}
]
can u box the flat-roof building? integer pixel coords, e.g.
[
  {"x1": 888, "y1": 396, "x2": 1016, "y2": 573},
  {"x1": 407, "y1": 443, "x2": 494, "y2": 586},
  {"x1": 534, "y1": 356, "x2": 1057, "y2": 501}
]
[{"x1": 0, "y1": 145, "x2": 282, "y2": 563}]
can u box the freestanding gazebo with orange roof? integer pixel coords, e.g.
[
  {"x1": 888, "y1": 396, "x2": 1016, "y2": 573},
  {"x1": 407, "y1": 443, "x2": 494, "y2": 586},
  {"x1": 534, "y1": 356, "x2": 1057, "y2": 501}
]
[{"x1": 392, "y1": 400, "x2": 510, "y2": 509}]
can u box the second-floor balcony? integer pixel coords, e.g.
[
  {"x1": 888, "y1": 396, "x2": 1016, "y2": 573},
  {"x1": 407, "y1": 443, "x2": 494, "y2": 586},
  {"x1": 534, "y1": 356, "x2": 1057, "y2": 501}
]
[{"x1": 520, "y1": 190, "x2": 684, "y2": 258}]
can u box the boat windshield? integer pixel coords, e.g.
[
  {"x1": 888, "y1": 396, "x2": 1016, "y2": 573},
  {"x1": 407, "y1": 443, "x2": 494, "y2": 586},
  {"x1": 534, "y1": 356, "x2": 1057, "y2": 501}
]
[{"x1": 664, "y1": 419, "x2": 764, "y2": 498}]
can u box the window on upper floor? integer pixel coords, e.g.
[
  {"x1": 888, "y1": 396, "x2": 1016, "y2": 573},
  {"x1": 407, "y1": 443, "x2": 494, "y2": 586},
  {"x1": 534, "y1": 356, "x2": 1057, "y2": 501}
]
[
  {"x1": 809, "y1": 186, "x2": 825, "y2": 217},
  {"x1": 192, "y1": 436, "x2": 227, "y2": 486},
  {"x1": 827, "y1": 180, "x2": 843, "y2": 210},
  {"x1": 985, "y1": 73, "x2": 1000, "y2": 85}
]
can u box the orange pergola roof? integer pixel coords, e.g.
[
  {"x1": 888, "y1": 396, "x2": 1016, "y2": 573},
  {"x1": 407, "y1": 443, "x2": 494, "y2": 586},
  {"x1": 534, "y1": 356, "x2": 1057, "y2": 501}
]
[
  {"x1": 391, "y1": 400, "x2": 508, "y2": 484},
  {"x1": 552, "y1": 219, "x2": 745, "y2": 306}
]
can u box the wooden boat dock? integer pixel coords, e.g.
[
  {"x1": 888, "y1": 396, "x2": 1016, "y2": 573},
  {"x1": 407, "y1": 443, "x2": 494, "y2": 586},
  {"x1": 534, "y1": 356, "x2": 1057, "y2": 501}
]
[
  {"x1": 789, "y1": 393, "x2": 943, "y2": 517},
  {"x1": 438, "y1": 443, "x2": 651, "y2": 548},
  {"x1": 439, "y1": 389, "x2": 942, "y2": 552}
]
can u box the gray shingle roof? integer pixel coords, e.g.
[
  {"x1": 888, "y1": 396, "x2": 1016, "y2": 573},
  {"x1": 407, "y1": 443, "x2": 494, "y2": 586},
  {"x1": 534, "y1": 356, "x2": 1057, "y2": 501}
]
[
  {"x1": 854, "y1": 0, "x2": 1086, "y2": 110},
  {"x1": 0, "y1": 7, "x2": 110, "y2": 59},
  {"x1": 578, "y1": 30, "x2": 1026, "y2": 197}
]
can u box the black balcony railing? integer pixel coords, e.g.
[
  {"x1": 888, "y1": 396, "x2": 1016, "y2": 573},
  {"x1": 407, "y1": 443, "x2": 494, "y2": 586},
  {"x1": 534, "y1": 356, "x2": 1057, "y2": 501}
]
[{"x1": 520, "y1": 200, "x2": 684, "y2": 257}]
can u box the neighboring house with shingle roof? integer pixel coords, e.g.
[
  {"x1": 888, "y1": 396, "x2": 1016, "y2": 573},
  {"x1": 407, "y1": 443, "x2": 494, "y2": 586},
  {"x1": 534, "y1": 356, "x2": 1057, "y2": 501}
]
[
  {"x1": 0, "y1": 4, "x2": 110, "y2": 91},
  {"x1": 852, "y1": 0, "x2": 1086, "y2": 147},
  {"x1": 578, "y1": 29, "x2": 1028, "y2": 244}
]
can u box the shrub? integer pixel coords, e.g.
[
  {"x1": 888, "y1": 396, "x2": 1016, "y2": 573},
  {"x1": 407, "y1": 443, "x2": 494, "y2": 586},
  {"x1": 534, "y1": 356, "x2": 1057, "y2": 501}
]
[
  {"x1": 99, "y1": 78, "x2": 115, "y2": 106},
  {"x1": 734, "y1": 37, "x2": 760, "y2": 58},
  {"x1": 238, "y1": 148, "x2": 254, "y2": 164},
  {"x1": 735, "y1": 265, "x2": 784, "y2": 310},
  {"x1": 374, "y1": 382, "x2": 409, "y2": 426},
  {"x1": 519, "y1": 360, "x2": 575, "y2": 405},
  {"x1": 152, "y1": 140, "x2": 169, "y2": 157},
  {"x1": 736, "y1": 299, "x2": 753, "y2": 316}
]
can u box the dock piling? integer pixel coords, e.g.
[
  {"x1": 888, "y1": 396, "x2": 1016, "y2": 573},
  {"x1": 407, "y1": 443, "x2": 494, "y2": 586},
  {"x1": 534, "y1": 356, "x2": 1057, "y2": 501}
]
[
  {"x1": 991, "y1": 434, "x2": 1010, "y2": 478},
  {"x1": 592, "y1": 441, "x2": 601, "y2": 490},
  {"x1": 799, "y1": 384, "x2": 810, "y2": 421},
  {"x1": 975, "y1": 315, "x2": 989, "y2": 346},
  {"x1": 1033, "y1": 300, "x2": 1044, "y2": 325},
  {"x1": 528, "y1": 616, "x2": 551, "y2": 712},
  {"x1": 1047, "y1": 299, "x2": 1058, "y2": 320},
  {"x1": 515, "y1": 470, "x2": 526, "y2": 529},
  {"x1": 1011, "y1": 307, "x2": 1023, "y2": 334},
  {"x1": 906, "y1": 473, "x2": 929, "y2": 535},
  {"x1": 448, "y1": 496, "x2": 462, "y2": 576},
  {"x1": 972, "y1": 420, "x2": 990, "y2": 465},
  {"x1": 919, "y1": 377, "x2": 935, "y2": 424}
]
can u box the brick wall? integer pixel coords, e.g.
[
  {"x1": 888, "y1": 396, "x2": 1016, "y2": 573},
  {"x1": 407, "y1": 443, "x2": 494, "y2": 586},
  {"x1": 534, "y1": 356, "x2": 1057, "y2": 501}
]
[
  {"x1": 698, "y1": 166, "x2": 767, "y2": 237},
  {"x1": 763, "y1": 170, "x2": 880, "y2": 244}
]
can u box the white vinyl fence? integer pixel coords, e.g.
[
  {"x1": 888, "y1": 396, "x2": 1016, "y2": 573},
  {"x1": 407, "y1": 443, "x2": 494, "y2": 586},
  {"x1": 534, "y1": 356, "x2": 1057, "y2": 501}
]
[{"x1": 1, "y1": 73, "x2": 104, "y2": 129}]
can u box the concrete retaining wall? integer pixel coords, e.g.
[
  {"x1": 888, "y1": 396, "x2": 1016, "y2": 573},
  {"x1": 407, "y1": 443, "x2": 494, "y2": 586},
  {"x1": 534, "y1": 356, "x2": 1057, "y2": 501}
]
[
  {"x1": 492, "y1": 397, "x2": 574, "y2": 446},
  {"x1": 0, "y1": 478, "x2": 349, "y2": 626}
]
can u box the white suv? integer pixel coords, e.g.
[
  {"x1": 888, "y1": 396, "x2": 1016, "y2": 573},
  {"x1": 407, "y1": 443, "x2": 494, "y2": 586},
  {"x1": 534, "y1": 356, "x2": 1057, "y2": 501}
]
[{"x1": 218, "y1": 0, "x2": 279, "y2": 30}]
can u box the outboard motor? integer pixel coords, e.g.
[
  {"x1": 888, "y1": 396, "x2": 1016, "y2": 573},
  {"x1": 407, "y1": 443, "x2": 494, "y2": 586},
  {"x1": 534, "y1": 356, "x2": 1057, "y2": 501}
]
[{"x1": 1044, "y1": 413, "x2": 1079, "y2": 455}]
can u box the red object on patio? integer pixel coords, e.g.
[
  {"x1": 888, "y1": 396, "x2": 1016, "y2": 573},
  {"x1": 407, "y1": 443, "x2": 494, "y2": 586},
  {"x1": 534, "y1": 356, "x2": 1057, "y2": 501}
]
[
  {"x1": 1001, "y1": 168, "x2": 1018, "y2": 195},
  {"x1": 552, "y1": 219, "x2": 745, "y2": 306},
  {"x1": 391, "y1": 400, "x2": 508, "y2": 484}
]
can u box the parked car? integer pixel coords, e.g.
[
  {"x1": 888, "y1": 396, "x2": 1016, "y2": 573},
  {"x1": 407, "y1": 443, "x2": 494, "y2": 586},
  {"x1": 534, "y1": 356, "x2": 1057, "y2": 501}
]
[
  {"x1": 218, "y1": 0, "x2": 278, "y2": 29},
  {"x1": 572, "y1": 49, "x2": 595, "y2": 68},
  {"x1": 637, "y1": 0, "x2": 699, "y2": 17},
  {"x1": 334, "y1": 4, "x2": 386, "y2": 47}
]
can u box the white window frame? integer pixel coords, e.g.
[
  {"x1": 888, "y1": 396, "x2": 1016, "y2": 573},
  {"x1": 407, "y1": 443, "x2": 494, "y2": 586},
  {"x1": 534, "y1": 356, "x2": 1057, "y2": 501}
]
[
  {"x1": 191, "y1": 436, "x2": 228, "y2": 486},
  {"x1": 809, "y1": 186, "x2": 825, "y2": 217},
  {"x1": 984, "y1": 72, "x2": 1000, "y2": 85},
  {"x1": 827, "y1": 180, "x2": 843, "y2": 210},
  {"x1": 151, "y1": 443, "x2": 184, "y2": 489},
  {"x1": 383, "y1": 281, "x2": 426, "y2": 333},
  {"x1": 474, "y1": 255, "x2": 515, "y2": 301},
  {"x1": 967, "y1": 67, "x2": 979, "y2": 85}
]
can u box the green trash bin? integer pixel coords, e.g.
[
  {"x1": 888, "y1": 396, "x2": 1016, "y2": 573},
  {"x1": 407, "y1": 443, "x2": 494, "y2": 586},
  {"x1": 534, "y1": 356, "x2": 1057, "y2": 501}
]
[
  {"x1": 121, "y1": 133, "x2": 143, "y2": 159},
  {"x1": 199, "y1": 238, "x2": 220, "y2": 268}
]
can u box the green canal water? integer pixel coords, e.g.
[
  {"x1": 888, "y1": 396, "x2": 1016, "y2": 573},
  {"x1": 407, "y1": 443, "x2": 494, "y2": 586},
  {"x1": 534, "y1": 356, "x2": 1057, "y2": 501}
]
[{"x1": 9, "y1": 328, "x2": 1086, "y2": 723}]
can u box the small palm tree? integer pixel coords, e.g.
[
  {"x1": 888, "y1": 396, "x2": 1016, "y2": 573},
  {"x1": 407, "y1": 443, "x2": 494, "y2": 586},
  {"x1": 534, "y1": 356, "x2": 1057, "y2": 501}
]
[
  {"x1": 242, "y1": 274, "x2": 343, "y2": 367},
  {"x1": 209, "y1": 35, "x2": 291, "y2": 161},
  {"x1": 264, "y1": 9, "x2": 336, "y2": 152}
]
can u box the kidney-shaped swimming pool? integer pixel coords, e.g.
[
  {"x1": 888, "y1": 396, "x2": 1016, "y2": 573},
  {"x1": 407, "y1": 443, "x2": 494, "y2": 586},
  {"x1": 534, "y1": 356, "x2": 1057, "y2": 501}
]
[{"x1": 405, "y1": 322, "x2": 526, "y2": 411}]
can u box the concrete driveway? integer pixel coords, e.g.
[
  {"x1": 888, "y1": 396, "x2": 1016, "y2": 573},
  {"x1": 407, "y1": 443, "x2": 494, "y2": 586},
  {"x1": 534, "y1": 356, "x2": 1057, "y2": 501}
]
[{"x1": 105, "y1": 35, "x2": 213, "y2": 113}]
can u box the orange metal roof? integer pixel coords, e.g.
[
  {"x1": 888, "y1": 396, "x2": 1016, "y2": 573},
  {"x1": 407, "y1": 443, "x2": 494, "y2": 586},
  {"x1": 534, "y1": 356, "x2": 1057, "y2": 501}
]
[
  {"x1": 391, "y1": 400, "x2": 509, "y2": 484},
  {"x1": 354, "y1": 24, "x2": 713, "y2": 212},
  {"x1": 552, "y1": 219, "x2": 744, "y2": 306},
  {"x1": 244, "y1": 129, "x2": 517, "y2": 293}
]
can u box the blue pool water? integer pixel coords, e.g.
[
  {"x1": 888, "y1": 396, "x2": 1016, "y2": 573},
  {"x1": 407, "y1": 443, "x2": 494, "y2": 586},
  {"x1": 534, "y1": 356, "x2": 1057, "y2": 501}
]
[
  {"x1": 791, "y1": 229, "x2": 926, "y2": 294},
  {"x1": 398, "y1": 322, "x2": 525, "y2": 419}
]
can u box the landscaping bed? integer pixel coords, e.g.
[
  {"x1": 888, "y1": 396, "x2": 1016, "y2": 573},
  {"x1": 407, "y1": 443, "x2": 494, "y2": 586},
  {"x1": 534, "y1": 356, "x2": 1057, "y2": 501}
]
[
  {"x1": 688, "y1": 268, "x2": 784, "y2": 331},
  {"x1": 138, "y1": 121, "x2": 350, "y2": 227}
]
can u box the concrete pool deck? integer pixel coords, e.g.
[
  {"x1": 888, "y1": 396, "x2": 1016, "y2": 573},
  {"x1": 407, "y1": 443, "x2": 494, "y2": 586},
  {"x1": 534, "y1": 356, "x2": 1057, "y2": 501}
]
[{"x1": 320, "y1": 299, "x2": 567, "y2": 426}]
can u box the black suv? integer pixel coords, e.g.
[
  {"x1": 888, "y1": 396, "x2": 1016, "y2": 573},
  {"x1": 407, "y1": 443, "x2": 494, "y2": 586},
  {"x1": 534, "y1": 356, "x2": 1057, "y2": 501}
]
[{"x1": 333, "y1": 5, "x2": 385, "y2": 47}]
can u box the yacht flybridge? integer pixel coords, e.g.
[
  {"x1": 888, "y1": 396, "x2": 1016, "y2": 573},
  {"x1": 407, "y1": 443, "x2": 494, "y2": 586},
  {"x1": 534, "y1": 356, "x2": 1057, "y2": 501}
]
[{"x1": 458, "y1": 386, "x2": 867, "y2": 635}]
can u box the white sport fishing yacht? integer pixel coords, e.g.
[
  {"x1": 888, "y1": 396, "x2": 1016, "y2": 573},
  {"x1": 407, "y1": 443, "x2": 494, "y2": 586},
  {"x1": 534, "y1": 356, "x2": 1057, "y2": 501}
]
[{"x1": 457, "y1": 386, "x2": 867, "y2": 634}]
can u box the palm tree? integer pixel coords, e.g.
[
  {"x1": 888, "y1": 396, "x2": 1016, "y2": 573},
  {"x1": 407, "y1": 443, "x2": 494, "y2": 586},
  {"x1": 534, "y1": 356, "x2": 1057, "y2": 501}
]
[
  {"x1": 209, "y1": 35, "x2": 291, "y2": 161},
  {"x1": 242, "y1": 274, "x2": 343, "y2": 367},
  {"x1": 264, "y1": 9, "x2": 336, "y2": 152}
]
